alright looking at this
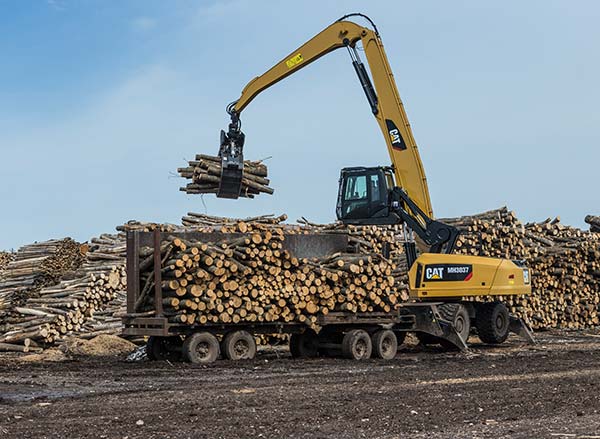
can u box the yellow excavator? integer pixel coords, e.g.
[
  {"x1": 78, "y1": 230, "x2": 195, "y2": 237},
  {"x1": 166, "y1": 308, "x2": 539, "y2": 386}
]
[{"x1": 214, "y1": 13, "x2": 533, "y2": 348}]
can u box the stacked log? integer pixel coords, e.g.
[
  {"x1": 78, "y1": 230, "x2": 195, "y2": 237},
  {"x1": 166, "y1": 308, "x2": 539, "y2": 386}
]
[
  {"x1": 441, "y1": 207, "x2": 600, "y2": 329},
  {"x1": 181, "y1": 212, "x2": 290, "y2": 230},
  {"x1": 0, "y1": 251, "x2": 14, "y2": 271},
  {"x1": 0, "y1": 239, "x2": 84, "y2": 319},
  {"x1": 136, "y1": 231, "x2": 405, "y2": 330},
  {"x1": 178, "y1": 154, "x2": 273, "y2": 198},
  {"x1": 74, "y1": 290, "x2": 128, "y2": 340},
  {"x1": 0, "y1": 234, "x2": 126, "y2": 351},
  {"x1": 585, "y1": 215, "x2": 600, "y2": 233},
  {"x1": 166, "y1": 213, "x2": 409, "y2": 300}
]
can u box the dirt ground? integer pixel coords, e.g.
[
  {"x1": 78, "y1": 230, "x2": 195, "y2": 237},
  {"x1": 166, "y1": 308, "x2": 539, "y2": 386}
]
[{"x1": 1, "y1": 330, "x2": 600, "y2": 439}]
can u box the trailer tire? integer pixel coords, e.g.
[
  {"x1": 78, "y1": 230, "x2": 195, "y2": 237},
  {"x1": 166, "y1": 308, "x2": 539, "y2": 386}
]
[
  {"x1": 289, "y1": 330, "x2": 319, "y2": 358},
  {"x1": 222, "y1": 331, "x2": 256, "y2": 361},
  {"x1": 475, "y1": 302, "x2": 510, "y2": 344},
  {"x1": 182, "y1": 332, "x2": 220, "y2": 364},
  {"x1": 371, "y1": 330, "x2": 397, "y2": 360},
  {"x1": 146, "y1": 336, "x2": 181, "y2": 361},
  {"x1": 342, "y1": 329, "x2": 372, "y2": 360}
]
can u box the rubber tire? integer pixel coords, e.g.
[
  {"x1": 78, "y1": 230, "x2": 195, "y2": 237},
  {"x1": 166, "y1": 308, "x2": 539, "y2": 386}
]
[
  {"x1": 182, "y1": 332, "x2": 220, "y2": 364},
  {"x1": 342, "y1": 329, "x2": 372, "y2": 360},
  {"x1": 476, "y1": 302, "x2": 510, "y2": 344},
  {"x1": 439, "y1": 304, "x2": 471, "y2": 350},
  {"x1": 222, "y1": 330, "x2": 257, "y2": 361},
  {"x1": 371, "y1": 330, "x2": 398, "y2": 360},
  {"x1": 289, "y1": 330, "x2": 319, "y2": 358},
  {"x1": 146, "y1": 336, "x2": 181, "y2": 361}
]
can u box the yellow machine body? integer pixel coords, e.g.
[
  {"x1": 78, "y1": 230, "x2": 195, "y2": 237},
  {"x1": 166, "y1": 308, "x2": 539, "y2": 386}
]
[{"x1": 408, "y1": 253, "x2": 532, "y2": 299}]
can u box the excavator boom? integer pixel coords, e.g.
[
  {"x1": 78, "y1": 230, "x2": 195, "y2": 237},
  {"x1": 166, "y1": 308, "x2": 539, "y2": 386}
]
[
  {"x1": 210, "y1": 13, "x2": 532, "y2": 345},
  {"x1": 221, "y1": 14, "x2": 433, "y2": 220}
]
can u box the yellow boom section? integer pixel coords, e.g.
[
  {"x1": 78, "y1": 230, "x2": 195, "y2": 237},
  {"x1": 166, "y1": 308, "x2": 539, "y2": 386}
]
[{"x1": 231, "y1": 19, "x2": 434, "y2": 218}]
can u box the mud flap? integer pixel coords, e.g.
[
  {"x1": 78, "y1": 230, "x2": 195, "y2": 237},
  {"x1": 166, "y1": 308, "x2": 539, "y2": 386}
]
[{"x1": 509, "y1": 316, "x2": 536, "y2": 344}]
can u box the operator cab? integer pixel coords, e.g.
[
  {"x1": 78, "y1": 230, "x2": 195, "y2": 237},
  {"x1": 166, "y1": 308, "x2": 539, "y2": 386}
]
[{"x1": 336, "y1": 166, "x2": 400, "y2": 225}]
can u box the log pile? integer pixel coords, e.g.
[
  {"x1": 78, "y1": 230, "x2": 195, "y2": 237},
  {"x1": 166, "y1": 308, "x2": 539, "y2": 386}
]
[
  {"x1": 0, "y1": 239, "x2": 84, "y2": 319},
  {"x1": 586, "y1": 215, "x2": 600, "y2": 233},
  {"x1": 121, "y1": 213, "x2": 411, "y2": 300},
  {"x1": 0, "y1": 251, "x2": 14, "y2": 271},
  {"x1": 135, "y1": 231, "x2": 405, "y2": 330},
  {"x1": 441, "y1": 207, "x2": 600, "y2": 329},
  {"x1": 181, "y1": 212, "x2": 290, "y2": 231},
  {"x1": 128, "y1": 213, "x2": 411, "y2": 329},
  {"x1": 0, "y1": 234, "x2": 126, "y2": 352},
  {"x1": 178, "y1": 154, "x2": 273, "y2": 198},
  {"x1": 1, "y1": 206, "x2": 599, "y2": 354}
]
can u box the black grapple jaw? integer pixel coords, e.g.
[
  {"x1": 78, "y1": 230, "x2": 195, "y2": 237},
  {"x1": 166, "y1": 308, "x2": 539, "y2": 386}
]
[{"x1": 217, "y1": 112, "x2": 245, "y2": 199}]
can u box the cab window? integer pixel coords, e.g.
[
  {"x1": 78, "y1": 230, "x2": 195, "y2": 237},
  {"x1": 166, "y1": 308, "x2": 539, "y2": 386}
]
[{"x1": 344, "y1": 175, "x2": 367, "y2": 201}]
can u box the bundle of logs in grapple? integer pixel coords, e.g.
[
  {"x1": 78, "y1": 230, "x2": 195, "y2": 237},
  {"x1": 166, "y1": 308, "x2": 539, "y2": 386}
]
[
  {"x1": 178, "y1": 154, "x2": 273, "y2": 198},
  {"x1": 586, "y1": 215, "x2": 600, "y2": 233},
  {"x1": 134, "y1": 214, "x2": 409, "y2": 329},
  {"x1": 441, "y1": 207, "x2": 600, "y2": 329}
]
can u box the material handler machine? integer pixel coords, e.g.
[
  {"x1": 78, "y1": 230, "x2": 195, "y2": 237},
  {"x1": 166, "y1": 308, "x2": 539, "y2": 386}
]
[{"x1": 124, "y1": 14, "x2": 534, "y2": 363}]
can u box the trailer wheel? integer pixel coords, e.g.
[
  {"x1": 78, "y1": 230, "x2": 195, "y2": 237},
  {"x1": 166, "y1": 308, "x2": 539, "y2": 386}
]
[
  {"x1": 289, "y1": 330, "x2": 319, "y2": 358},
  {"x1": 146, "y1": 336, "x2": 181, "y2": 361},
  {"x1": 371, "y1": 330, "x2": 397, "y2": 360},
  {"x1": 222, "y1": 331, "x2": 256, "y2": 361},
  {"x1": 182, "y1": 332, "x2": 220, "y2": 364},
  {"x1": 342, "y1": 329, "x2": 372, "y2": 360},
  {"x1": 475, "y1": 302, "x2": 510, "y2": 344}
]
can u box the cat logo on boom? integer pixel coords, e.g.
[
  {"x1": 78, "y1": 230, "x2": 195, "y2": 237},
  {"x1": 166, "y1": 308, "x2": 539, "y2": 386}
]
[{"x1": 385, "y1": 119, "x2": 407, "y2": 150}]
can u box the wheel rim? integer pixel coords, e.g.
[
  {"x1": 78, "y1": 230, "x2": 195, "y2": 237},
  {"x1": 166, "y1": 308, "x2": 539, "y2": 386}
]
[
  {"x1": 195, "y1": 341, "x2": 210, "y2": 359},
  {"x1": 154, "y1": 338, "x2": 170, "y2": 359},
  {"x1": 381, "y1": 336, "x2": 392, "y2": 356},
  {"x1": 234, "y1": 339, "x2": 249, "y2": 357},
  {"x1": 455, "y1": 316, "x2": 465, "y2": 334},
  {"x1": 355, "y1": 339, "x2": 367, "y2": 358},
  {"x1": 158, "y1": 339, "x2": 168, "y2": 354},
  {"x1": 495, "y1": 313, "x2": 507, "y2": 331},
  {"x1": 301, "y1": 335, "x2": 318, "y2": 355},
  {"x1": 455, "y1": 314, "x2": 470, "y2": 341}
]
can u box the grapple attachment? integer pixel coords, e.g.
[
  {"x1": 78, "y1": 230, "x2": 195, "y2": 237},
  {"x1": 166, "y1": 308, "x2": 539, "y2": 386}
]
[{"x1": 217, "y1": 111, "x2": 245, "y2": 199}]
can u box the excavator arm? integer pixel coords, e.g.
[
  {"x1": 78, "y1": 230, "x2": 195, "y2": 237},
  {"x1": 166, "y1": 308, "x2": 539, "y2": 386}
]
[{"x1": 218, "y1": 14, "x2": 458, "y2": 255}]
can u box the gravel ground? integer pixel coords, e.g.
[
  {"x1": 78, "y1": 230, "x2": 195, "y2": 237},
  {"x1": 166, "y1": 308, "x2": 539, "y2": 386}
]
[{"x1": 1, "y1": 330, "x2": 599, "y2": 438}]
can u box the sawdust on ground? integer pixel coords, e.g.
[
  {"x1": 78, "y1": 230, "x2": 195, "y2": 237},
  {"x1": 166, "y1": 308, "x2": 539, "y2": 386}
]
[
  {"x1": 61, "y1": 334, "x2": 137, "y2": 357},
  {"x1": 19, "y1": 348, "x2": 68, "y2": 363}
]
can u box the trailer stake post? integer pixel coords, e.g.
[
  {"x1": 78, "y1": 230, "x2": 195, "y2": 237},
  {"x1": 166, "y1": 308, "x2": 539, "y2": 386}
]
[{"x1": 153, "y1": 228, "x2": 164, "y2": 317}]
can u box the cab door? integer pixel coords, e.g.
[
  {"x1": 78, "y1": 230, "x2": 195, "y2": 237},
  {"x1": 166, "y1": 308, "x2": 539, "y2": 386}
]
[{"x1": 337, "y1": 168, "x2": 390, "y2": 222}]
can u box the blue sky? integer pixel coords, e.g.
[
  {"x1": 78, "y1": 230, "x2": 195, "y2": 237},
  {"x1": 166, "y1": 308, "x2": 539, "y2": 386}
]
[{"x1": 1, "y1": 0, "x2": 599, "y2": 249}]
